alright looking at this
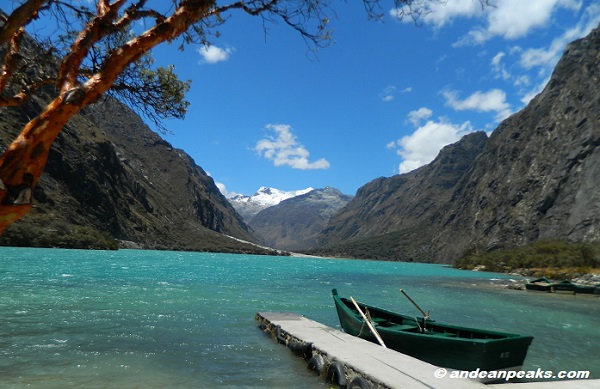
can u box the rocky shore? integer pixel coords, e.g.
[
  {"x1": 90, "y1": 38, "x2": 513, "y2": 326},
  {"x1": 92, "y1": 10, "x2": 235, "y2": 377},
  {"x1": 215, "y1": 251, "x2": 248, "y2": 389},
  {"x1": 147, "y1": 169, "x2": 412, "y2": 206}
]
[
  {"x1": 509, "y1": 270, "x2": 600, "y2": 288},
  {"x1": 468, "y1": 266, "x2": 600, "y2": 292}
]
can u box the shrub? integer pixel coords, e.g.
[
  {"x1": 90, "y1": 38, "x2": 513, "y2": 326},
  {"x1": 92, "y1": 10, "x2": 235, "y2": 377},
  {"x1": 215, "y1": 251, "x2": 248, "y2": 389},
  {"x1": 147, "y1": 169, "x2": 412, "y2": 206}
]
[{"x1": 454, "y1": 239, "x2": 600, "y2": 274}]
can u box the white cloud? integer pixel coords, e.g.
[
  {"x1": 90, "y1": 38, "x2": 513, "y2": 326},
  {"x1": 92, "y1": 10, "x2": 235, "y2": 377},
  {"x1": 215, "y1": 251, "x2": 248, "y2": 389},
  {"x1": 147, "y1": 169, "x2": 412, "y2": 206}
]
[
  {"x1": 254, "y1": 124, "x2": 330, "y2": 170},
  {"x1": 491, "y1": 51, "x2": 505, "y2": 67},
  {"x1": 379, "y1": 85, "x2": 411, "y2": 102},
  {"x1": 443, "y1": 89, "x2": 511, "y2": 121},
  {"x1": 388, "y1": 108, "x2": 477, "y2": 174},
  {"x1": 392, "y1": 0, "x2": 591, "y2": 49},
  {"x1": 380, "y1": 85, "x2": 397, "y2": 102},
  {"x1": 205, "y1": 171, "x2": 239, "y2": 198},
  {"x1": 514, "y1": 2, "x2": 600, "y2": 103},
  {"x1": 198, "y1": 44, "x2": 235, "y2": 64},
  {"x1": 487, "y1": 0, "x2": 580, "y2": 40},
  {"x1": 519, "y1": 46, "x2": 560, "y2": 70},
  {"x1": 491, "y1": 51, "x2": 511, "y2": 81},
  {"x1": 520, "y1": 4, "x2": 600, "y2": 70},
  {"x1": 520, "y1": 76, "x2": 550, "y2": 105},
  {"x1": 390, "y1": 0, "x2": 483, "y2": 28},
  {"x1": 513, "y1": 74, "x2": 531, "y2": 87},
  {"x1": 407, "y1": 107, "x2": 433, "y2": 127},
  {"x1": 394, "y1": 119, "x2": 475, "y2": 174},
  {"x1": 447, "y1": 0, "x2": 583, "y2": 46},
  {"x1": 216, "y1": 182, "x2": 237, "y2": 198}
]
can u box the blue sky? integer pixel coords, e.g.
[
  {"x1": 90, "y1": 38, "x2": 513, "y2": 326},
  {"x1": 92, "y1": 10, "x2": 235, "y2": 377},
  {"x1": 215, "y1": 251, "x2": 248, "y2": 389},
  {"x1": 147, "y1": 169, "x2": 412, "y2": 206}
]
[{"x1": 148, "y1": 0, "x2": 600, "y2": 197}]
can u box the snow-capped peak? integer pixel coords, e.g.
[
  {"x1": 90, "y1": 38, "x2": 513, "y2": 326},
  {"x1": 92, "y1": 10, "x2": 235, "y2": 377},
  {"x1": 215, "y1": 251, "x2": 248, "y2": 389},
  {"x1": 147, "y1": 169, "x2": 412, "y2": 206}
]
[
  {"x1": 228, "y1": 186, "x2": 313, "y2": 221},
  {"x1": 251, "y1": 186, "x2": 313, "y2": 207}
]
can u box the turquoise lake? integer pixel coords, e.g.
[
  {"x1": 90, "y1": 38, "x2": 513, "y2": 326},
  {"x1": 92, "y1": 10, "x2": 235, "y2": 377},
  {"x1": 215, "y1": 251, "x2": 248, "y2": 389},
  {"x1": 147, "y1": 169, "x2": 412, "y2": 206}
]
[{"x1": 0, "y1": 247, "x2": 598, "y2": 388}]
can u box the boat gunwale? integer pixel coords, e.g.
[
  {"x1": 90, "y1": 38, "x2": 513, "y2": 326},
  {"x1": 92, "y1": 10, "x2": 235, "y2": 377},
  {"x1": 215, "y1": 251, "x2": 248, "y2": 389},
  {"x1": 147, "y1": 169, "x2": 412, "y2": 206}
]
[{"x1": 333, "y1": 288, "x2": 532, "y2": 342}]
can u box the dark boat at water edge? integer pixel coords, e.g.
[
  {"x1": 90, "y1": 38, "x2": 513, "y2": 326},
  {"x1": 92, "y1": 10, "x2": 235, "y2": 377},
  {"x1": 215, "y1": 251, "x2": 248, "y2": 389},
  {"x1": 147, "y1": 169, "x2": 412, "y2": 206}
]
[
  {"x1": 526, "y1": 278, "x2": 598, "y2": 294},
  {"x1": 332, "y1": 288, "x2": 534, "y2": 373},
  {"x1": 551, "y1": 280, "x2": 596, "y2": 294},
  {"x1": 525, "y1": 277, "x2": 553, "y2": 292}
]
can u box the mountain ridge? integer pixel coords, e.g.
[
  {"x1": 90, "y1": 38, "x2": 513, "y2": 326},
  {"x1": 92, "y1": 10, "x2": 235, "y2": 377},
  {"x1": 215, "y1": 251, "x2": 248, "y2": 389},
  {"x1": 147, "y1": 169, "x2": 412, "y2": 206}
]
[
  {"x1": 3, "y1": 23, "x2": 599, "y2": 260},
  {"x1": 313, "y1": 131, "x2": 488, "y2": 260},
  {"x1": 313, "y1": 23, "x2": 600, "y2": 262},
  {"x1": 249, "y1": 187, "x2": 352, "y2": 251},
  {"x1": 0, "y1": 90, "x2": 273, "y2": 253},
  {"x1": 228, "y1": 186, "x2": 313, "y2": 222}
]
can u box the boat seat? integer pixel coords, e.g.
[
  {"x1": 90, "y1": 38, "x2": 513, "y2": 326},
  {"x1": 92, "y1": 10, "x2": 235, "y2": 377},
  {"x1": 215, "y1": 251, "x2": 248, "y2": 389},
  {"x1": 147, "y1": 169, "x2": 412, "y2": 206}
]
[
  {"x1": 371, "y1": 317, "x2": 388, "y2": 324},
  {"x1": 438, "y1": 332, "x2": 458, "y2": 337},
  {"x1": 385, "y1": 324, "x2": 420, "y2": 331}
]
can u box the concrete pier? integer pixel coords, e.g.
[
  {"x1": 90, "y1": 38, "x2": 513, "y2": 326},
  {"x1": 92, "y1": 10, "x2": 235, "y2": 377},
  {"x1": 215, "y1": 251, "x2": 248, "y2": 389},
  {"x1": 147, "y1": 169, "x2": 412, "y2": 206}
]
[{"x1": 255, "y1": 312, "x2": 598, "y2": 389}]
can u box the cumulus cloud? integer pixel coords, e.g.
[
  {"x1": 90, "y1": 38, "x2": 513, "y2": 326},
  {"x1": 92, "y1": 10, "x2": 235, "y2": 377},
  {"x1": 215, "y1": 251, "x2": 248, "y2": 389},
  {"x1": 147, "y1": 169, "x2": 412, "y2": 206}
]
[
  {"x1": 443, "y1": 89, "x2": 511, "y2": 122},
  {"x1": 205, "y1": 171, "x2": 239, "y2": 198},
  {"x1": 392, "y1": 0, "x2": 589, "y2": 49},
  {"x1": 254, "y1": 124, "x2": 330, "y2": 170},
  {"x1": 390, "y1": 0, "x2": 483, "y2": 28},
  {"x1": 452, "y1": 0, "x2": 583, "y2": 46},
  {"x1": 388, "y1": 109, "x2": 477, "y2": 174},
  {"x1": 520, "y1": 4, "x2": 600, "y2": 70},
  {"x1": 216, "y1": 182, "x2": 240, "y2": 198},
  {"x1": 198, "y1": 44, "x2": 235, "y2": 64},
  {"x1": 392, "y1": 119, "x2": 475, "y2": 174},
  {"x1": 512, "y1": 3, "x2": 600, "y2": 103},
  {"x1": 407, "y1": 107, "x2": 433, "y2": 127},
  {"x1": 486, "y1": 0, "x2": 580, "y2": 40}
]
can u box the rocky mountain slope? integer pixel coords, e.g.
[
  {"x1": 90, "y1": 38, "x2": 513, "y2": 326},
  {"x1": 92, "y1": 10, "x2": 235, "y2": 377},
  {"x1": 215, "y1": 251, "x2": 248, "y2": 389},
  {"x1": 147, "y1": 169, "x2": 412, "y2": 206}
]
[
  {"x1": 229, "y1": 186, "x2": 313, "y2": 222},
  {"x1": 249, "y1": 187, "x2": 352, "y2": 251},
  {"x1": 315, "y1": 132, "x2": 488, "y2": 260},
  {"x1": 0, "y1": 91, "x2": 271, "y2": 253},
  {"x1": 314, "y1": 24, "x2": 600, "y2": 262}
]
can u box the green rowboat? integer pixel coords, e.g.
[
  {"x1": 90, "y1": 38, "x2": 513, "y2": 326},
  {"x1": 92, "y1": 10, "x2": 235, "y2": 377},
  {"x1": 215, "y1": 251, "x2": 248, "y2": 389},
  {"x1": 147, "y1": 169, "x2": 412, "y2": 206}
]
[
  {"x1": 551, "y1": 280, "x2": 596, "y2": 294},
  {"x1": 332, "y1": 289, "x2": 533, "y2": 372},
  {"x1": 525, "y1": 277, "x2": 553, "y2": 292}
]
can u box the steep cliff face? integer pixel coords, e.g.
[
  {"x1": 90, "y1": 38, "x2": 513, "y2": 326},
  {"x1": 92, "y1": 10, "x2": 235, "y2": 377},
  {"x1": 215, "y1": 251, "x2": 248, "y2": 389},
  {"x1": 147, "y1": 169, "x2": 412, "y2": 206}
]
[
  {"x1": 320, "y1": 132, "x2": 487, "y2": 244},
  {"x1": 315, "y1": 132, "x2": 487, "y2": 260},
  {"x1": 249, "y1": 187, "x2": 352, "y2": 251},
  {"x1": 432, "y1": 25, "x2": 600, "y2": 260},
  {"x1": 0, "y1": 94, "x2": 264, "y2": 252},
  {"x1": 315, "y1": 24, "x2": 600, "y2": 262}
]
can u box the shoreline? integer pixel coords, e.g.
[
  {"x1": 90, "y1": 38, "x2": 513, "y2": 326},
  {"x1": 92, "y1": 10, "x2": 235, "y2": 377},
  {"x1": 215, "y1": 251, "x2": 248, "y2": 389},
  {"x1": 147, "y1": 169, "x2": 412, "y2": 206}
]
[{"x1": 461, "y1": 271, "x2": 600, "y2": 295}]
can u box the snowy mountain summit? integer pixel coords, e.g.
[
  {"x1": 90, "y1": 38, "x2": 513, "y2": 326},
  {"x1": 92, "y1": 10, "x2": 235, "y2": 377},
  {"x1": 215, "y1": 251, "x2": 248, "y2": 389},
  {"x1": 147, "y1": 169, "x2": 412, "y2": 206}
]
[{"x1": 229, "y1": 186, "x2": 313, "y2": 221}]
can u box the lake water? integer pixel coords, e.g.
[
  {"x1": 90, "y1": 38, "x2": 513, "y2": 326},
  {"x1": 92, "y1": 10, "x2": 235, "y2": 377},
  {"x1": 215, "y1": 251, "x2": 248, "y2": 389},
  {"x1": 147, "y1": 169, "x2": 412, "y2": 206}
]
[{"x1": 0, "y1": 247, "x2": 598, "y2": 388}]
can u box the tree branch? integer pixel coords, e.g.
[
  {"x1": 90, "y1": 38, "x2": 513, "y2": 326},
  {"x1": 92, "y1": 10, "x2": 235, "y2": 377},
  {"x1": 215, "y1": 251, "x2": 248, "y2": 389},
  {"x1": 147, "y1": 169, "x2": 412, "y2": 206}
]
[
  {"x1": 0, "y1": 77, "x2": 55, "y2": 107},
  {"x1": 113, "y1": 2, "x2": 167, "y2": 32},
  {"x1": 0, "y1": 0, "x2": 49, "y2": 44},
  {"x1": 56, "y1": 0, "x2": 127, "y2": 91},
  {"x1": 80, "y1": 0, "x2": 216, "y2": 105},
  {"x1": 211, "y1": 0, "x2": 278, "y2": 16},
  {"x1": 0, "y1": 26, "x2": 24, "y2": 94}
]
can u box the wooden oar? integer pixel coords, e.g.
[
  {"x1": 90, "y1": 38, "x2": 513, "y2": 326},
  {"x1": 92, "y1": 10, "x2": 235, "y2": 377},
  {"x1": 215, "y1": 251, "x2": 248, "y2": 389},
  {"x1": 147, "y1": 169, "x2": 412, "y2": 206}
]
[
  {"x1": 349, "y1": 296, "x2": 387, "y2": 348},
  {"x1": 400, "y1": 289, "x2": 430, "y2": 319}
]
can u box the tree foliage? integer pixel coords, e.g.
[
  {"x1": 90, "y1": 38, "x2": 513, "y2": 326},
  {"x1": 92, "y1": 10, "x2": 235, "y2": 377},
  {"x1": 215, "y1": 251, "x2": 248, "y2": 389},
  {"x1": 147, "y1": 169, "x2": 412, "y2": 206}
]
[{"x1": 0, "y1": 0, "x2": 490, "y2": 234}]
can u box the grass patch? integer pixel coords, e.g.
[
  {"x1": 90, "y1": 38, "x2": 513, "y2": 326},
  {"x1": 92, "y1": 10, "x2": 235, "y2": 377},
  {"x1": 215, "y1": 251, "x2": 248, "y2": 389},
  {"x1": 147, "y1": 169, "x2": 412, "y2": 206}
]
[
  {"x1": 0, "y1": 222, "x2": 119, "y2": 250},
  {"x1": 454, "y1": 239, "x2": 600, "y2": 278}
]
